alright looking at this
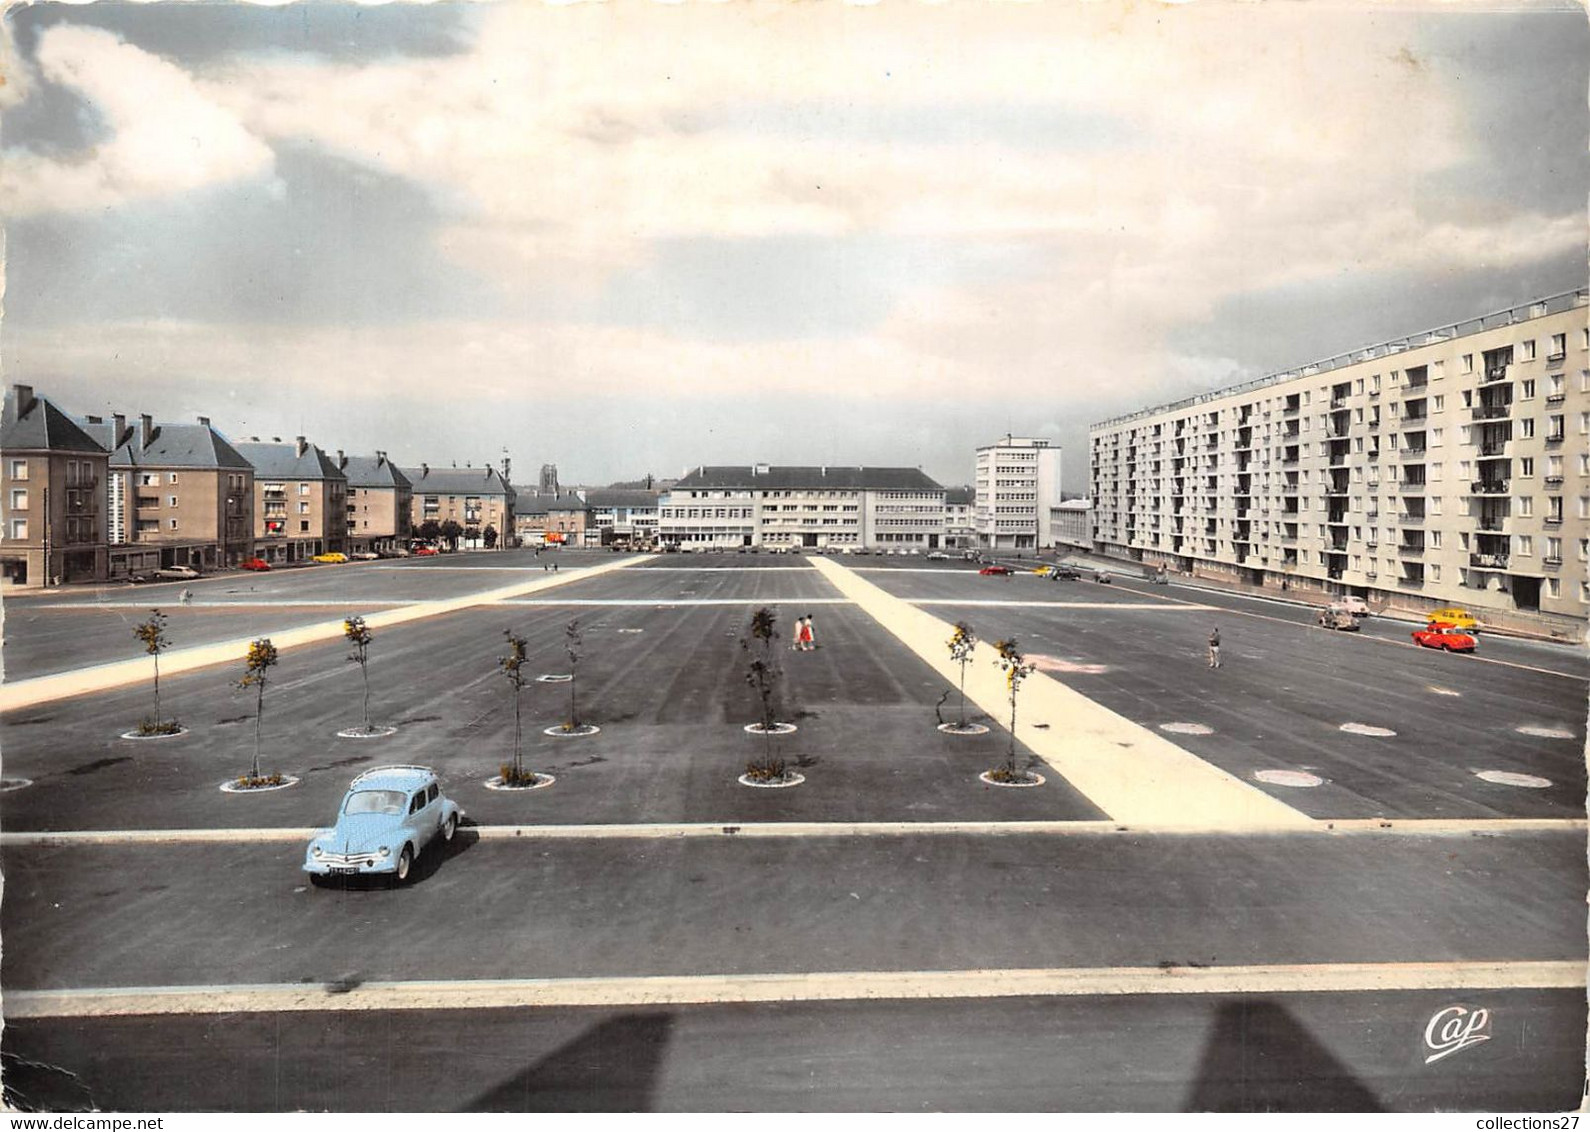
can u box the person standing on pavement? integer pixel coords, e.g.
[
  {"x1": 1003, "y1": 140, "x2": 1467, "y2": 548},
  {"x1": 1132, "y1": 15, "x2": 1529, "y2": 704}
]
[
  {"x1": 805, "y1": 613, "x2": 818, "y2": 651},
  {"x1": 1208, "y1": 626, "x2": 1221, "y2": 669}
]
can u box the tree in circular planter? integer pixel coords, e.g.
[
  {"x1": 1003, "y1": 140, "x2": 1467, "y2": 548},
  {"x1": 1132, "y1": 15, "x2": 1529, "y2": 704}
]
[
  {"x1": 339, "y1": 615, "x2": 392, "y2": 737},
  {"x1": 741, "y1": 606, "x2": 792, "y2": 782},
  {"x1": 940, "y1": 620, "x2": 987, "y2": 734},
  {"x1": 497, "y1": 630, "x2": 540, "y2": 787},
  {"x1": 988, "y1": 638, "x2": 1039, "y2": 784},
  {"x1": 235, "y1": 638, "x2": 285, "y2": 788},
  {"x1": 555, "y1": 618, "x2": 596, "y2": 734},
  {"x1": 130, "y1": 609, "x2": 183, "y2": 736}
]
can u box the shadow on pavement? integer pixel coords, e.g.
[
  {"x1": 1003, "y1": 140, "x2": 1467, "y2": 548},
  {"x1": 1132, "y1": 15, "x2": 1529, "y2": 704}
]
[
  {"x1": 1185, "y1": 999, "x2": 1382, "y2": 1112},
  {"x1": 465, "y1": 1011, "x2": 674, "y2": 1111}
]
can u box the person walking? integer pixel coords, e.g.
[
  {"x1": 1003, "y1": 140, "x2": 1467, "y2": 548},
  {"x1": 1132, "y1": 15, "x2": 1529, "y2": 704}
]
[
  {"x1": 792, "y1": 616, "x2": 807, "y2": 651},
  {"x1": 1207, "y1": 626, "x2": 1221, "y2": 669},
  {"x1": 805, "y1": 613, "x2": 818, "y2": 651}
]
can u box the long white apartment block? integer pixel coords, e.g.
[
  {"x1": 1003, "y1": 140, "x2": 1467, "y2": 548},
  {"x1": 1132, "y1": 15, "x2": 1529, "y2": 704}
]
[{"x1": 1089, "y1": 289, "x2": 1590, "y2": 633}]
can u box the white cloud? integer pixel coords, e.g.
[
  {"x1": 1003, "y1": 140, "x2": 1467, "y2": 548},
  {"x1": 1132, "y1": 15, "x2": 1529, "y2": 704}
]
[{"x1": 1, "y1": 26, "x2": 275, "y2": 216}]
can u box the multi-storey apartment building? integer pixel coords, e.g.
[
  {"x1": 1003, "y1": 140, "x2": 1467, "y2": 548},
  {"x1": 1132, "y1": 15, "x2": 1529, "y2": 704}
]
[
  {"x1": 404, "y1": 465, "x2": 516, "y2": 549},
  {"x1": 236, "y1": 438, "x2": 348, "y2": 563},
  {"x1": 944, "y1": 486, "x2": 976, "y2": 550},
  {"x1": 0, "y1": 385, "x2": 108, "y2": 587},
  {"x1": 512, "y1": 488, "x2": 586, "y2": 547},
  {"x1": 83, "y1": 414, "x2": 255, "y2": 576},
  {"x1": 974, "y1": 436, "x2": 1063, "y2": 551},
  {"x1": 1089, "y1": 289, "x2": 1590, "y2": 632},
  {"x1": 340, "y1": 453, "x2": 412, "y2": 555},
  {"x1": 659, "y1": 466, "x2": 946, "y2": 550},
  {"x1": 585, "y1": 489, "x2": 659, "y2": 548}
]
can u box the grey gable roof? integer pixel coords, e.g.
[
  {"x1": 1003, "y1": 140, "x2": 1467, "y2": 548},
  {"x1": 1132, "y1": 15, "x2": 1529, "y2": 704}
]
[
  {"x1": 341, "y1": 455, "x2": 413, "y2": 490},
  {"x1": 943, "y1": 486, "x2": 975, "y2": 506},
  {"x1": 2, "y1": 390, "x2": 106, "y2": 455},
  {"x1": 403, "y1": 466, "x2": 514, "y2": 497},
  {"x1": 77, "y1": 421, "x2": 139, "y2": 466},
  {"x1": 584, "y1": 489, "x2": 659, "y2": 509},
  {"x1": 142, "y1": 424, "x2": 253, "y2": 470},
  {"x1": 672, "y1": 466, "x2": 945, "y2": 492},
  {"x1": 235, "y1": 441, "x2": 347, "y2": 481},
  {"x1": 513, "y1": 488, "x2": 584, "y2": 517}
]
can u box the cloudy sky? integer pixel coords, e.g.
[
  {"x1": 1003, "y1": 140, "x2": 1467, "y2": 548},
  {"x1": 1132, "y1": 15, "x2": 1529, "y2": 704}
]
[{"x1": 3, "y1": 0, "x2": 1585, "y2": 490}]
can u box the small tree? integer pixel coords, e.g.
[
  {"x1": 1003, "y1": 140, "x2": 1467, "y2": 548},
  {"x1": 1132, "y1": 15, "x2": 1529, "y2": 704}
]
[
  {"x1": 498, "y1": 630, "x2": 533, "y2": 785},
  {"x1": 417, "y1": 519, "x2": 443, "y2": 545},
  {"x1": 465, "y1": 525, "x2": 481, "y2": 547},
  {"x1": 343, "y1": 616, "x2": 376, "y2": 733},
  {"x1": 947, "y1": 620, "x2": 977, "y2": 730},
  {"x1": 237, "y1": 638, "x2": 280, "y2": 782},
  {"x1": 483, "y1": 524, "x2": 499, "y2": 550},
  {"x1": 741, "y1": 607, "x2": 784, "y2": 779},
  {"x1": 992, "y1": 638, "x2": 1037, "y2": 781},
  {"x1": 440, "y1": 519, "x2": 463, "y2": 551},
  {"x1": 132, "y1": 609, "x2": 179, "y2": 735},
  {"x1": 563, "y1": 619, "x2": 584, "y2": 730}
]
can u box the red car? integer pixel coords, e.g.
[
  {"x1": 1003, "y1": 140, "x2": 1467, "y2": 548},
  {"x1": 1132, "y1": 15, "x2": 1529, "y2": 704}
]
[
  {"x1": 413, "y1": 546, "x2": 439, "y2": 556},
  {"x1": 979, "y1": 565, "x2": 1012, "y2": 576},
  {"x1": 241, "y1": 558, "x2": 271, "y2": 572},
  {"x1": 1412, "y1": 624, "x2": 1476, "y2": 652}
]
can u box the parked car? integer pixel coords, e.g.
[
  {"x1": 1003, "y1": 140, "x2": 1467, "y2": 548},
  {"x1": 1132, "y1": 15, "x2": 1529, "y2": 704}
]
[
  {"x1": 1051, "y1": 565, "x2": 1080, "y2": 580},
  {"x1": 351, "y1": 551, "x2": 380, "y2": 561},
  {"x1": 1317, "y1": 607, "x2": 1360, "y2": 631},
  {"x1": 155, "y1": 565, "x2": 201, "y2": 580},
  {"x1": 312, "y1": 552, "x2": 349, "y2": 564},
  {"x1": 1095, "y1": 571, "x2": 1113, "y2": 584},
  {"x1": 413, "y1": 546, "x2": 439, "y2": 557},
  {"x1": 979, "y1": 565, "x2": 1012, "y2": 576},
  {"x1": 240, "y1": 558, "x2": 272, "y2": 572},
  {"x1": 1412, "y1": 625, "x2": 1477, "y2": 652},
  {"x1": 926, "y1": 551, "x2": 949, "y2": 561},
  {"x1": 1427, "y1": 606, "x2": 1479, "y2": 631},
  {"x1": 304, "y1": 765, "x2": 462, "y2": 885},
  {"x1": 376, "y1": 547, "x2": 410, "y2": 559},
  {"x1": 1333, "y1": 596, "x2": 1371, "y2": 617}
]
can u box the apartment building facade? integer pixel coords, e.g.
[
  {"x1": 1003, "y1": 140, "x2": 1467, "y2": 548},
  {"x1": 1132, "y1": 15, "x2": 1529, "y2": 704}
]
[
  {"x1": 236, "y1": 438, "x2": 348, "y2": 563},
  {"x1": 974, "y1": 437, "x2": 1063, "y2": 551},
  {"x1": 943, "y1": 486, "x2": 975, "y2": 550},
  {"x1": 658, "y1": 465, "x2": 947, "y2": 549},
  {"x1": 1089, "y1": 289, "x2": 1590, "y2": 632},
  {"x1": 340, "y1": 453, "x2": 412, "y2": 555},
  {"x1": 585, "y1": 489, "x2": 659, "y2": 548},
  {"x1": 84, "y1": 414, "x2": 255, "y2": 576},
  {"x1": 0, "y1": 385, "x2": 109, "y2": 587},
  {"x1": 404, "y1": 465, "x2": 516, "y2": 548}
]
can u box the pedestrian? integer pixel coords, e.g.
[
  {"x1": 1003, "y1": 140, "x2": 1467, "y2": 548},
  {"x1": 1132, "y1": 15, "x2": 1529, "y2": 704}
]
[
  {"x1": 181, "y1": 588, "x2": 193, "y2": 605},
  {"x1": 1208, "y1": 626, "x2": 1221, "y2": 669},
  {"x1": 792, "y1": 616, "x2": 807, "y2": 651},
  {"x1": 805, "y1": 613, "x2": 818, "y2": 651},
  {"x1": 553, "y1": 561, "x2": 559, "y2": 573}
]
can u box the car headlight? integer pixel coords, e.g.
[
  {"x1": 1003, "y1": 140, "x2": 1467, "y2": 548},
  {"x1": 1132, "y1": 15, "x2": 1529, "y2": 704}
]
[
  {"x1": 311, "y1": 846, "x2": 323, "y2": 857},
  {"x1": 378, "y1": 847, "x2": 391, "y2": 858}
]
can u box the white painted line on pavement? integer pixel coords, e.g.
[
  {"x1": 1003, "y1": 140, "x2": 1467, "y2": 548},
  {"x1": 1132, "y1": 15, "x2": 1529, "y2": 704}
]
[
  {"x1": 0, "y1": 556, "x2": 652, "y2": 712},
  {"x1": 909, "y1": 600, "x2": 1219, "y2": 611},
  {"x1": 486, "y1": 597, "x2": 857, "y2": 607},
  {"x1": 32, "y1": 601, "x2": 413, "y2": 610},
  {"x1": 10, "y1": 960, "x2": 1582, "y2": 1018},
  {"x1": 809, "y1": 556, "x2": 1314, "y2": 830},
  {"x1": 9, "y1": 816, "x2": 1580, "y2": 846}
]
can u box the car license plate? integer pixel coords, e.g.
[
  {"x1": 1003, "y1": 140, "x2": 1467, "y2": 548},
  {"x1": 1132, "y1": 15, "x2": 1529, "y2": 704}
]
[{"x1": 330, "y1": 867, "x2": 358, "y2": 875}]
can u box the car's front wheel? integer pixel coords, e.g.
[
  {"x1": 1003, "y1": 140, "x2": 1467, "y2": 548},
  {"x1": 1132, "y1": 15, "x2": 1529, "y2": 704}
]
[{"x1": 393, "y1": 844, "x2": 413, "y2": 884}]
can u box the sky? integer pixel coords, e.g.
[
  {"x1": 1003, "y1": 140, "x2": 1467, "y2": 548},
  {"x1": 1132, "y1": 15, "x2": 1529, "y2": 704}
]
[{"x1": 2, "y1": 0, "x2": 1585, "y2": 492}]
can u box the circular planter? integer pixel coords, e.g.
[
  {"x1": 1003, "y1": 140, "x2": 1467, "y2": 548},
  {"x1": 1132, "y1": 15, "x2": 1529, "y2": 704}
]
[
  {"x1": 937, "y1": 722, "x2": 990, "y2": 736},
  {"x1": 336, "y1": 725, "x2": 398, "y2": 739},
  {"x1": 219, "y1": 774, "x2": 301, "y2": 794},
  {"x1": 543, "y1": 724, "x2": 600, "y2": 738},
  {"x1": 484, "y1": 773, "x2": 556, "y2": 791},
  {"x1": 1515, "y1": 725, "x2": 1574, "y2": 739},
  {"x1": 1254, "y1": 769, "x2": 1324, "y2": 788},
  {"x1": 743, "y1": 722, "x2": 797, "y2": 735},
  {"x1": 1339, "y1": 723, "x2": 1397, "y2": 737},
  {"x1": 979, "y1": 770, "x2": 1046, "y2": 788},
  {"x1": 1159, "y1": 722, "x2": 1214, "y2": 736},
  {"x1": 738, "y1": 772, "x2": 806, "y2": 789},
  {"x1": 0, "y1": 778, "x2": 33, "y2": 794},
  {"x1": 119, "y1": 726, "x2": 190, "y2": 741},
  {"x1": 537, "y1": 674, "x2": 573, "y2": 684},
  {"x1": 1475, "y1": 770, "x2": 1551, "y2": 789}
]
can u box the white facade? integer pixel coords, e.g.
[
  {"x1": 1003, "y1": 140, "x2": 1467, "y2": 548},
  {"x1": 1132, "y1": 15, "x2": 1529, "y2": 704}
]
[{"x1": 974, "y1": 437, "x2": 1063, "y2": 550}]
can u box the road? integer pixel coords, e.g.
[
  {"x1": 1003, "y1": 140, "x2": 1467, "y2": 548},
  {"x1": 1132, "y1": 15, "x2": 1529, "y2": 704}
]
[{"x1": 2, "y1": 548, "x2": 1583, "y2": 1111}]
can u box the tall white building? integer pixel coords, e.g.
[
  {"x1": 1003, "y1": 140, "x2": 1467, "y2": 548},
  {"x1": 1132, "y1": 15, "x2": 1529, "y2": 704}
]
[
  {"x1": 1089, "y1": 289, "x2": 1589, "y2": 635},
  {"x1": 974, "y1": 436, "x2": 1063, "y2": 551}
]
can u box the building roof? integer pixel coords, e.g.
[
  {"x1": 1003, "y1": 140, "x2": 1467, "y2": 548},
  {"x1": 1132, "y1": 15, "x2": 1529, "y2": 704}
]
[
  {"x1": 235, "y1": 440, "x2": 346, "y2": 481},
  {"x1": 1053, "y1": 499, "x2": 1092, "y2": 512},
  {"x1": 943, "y1": 486, "x2": 974, "y2": 506},
  {"x1": 83, "y1": 420, "x2": 254, "y2": 471},
  {"x1": 403, "y1": 465, "x2": 514, "y2": 497},
  {"x1": 672, "y1": 466, "x2": 945, "y2": 492},
  {"x1": 584, "y1": 488, "x2": 659, "y2": 510},
  {"x1": 513, "y1": 489, "x2": 586, "y2": 517},
  {"x1": 2, "y1": 387, "x2": 105, "y2": 455},
  {"x1": 340, "y1": 455, "x2": 412, "y2": 490}
]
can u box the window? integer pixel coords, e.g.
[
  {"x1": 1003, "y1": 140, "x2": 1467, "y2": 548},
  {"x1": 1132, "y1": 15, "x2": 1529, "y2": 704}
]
[
  {"x1": 1546, "y1": 537, "x2": 1562, "y2": 560},
  {"x1": 300, "y1": 520, "x2": 311, "y2": 532},
  {"x1": 8, "y1": 460, "x2": 27, "y2": 480},
  {"x1": 1517, "y1": 535, "x2": 1533, "y2": 556},
  {"x1": 1521, "y1": 339, "x2": 1536, "y2": 361},
  {"x1": 1432, "y1": 395, "x2": 1444, "y2": 411},
  {"x1": 1579, "y1": 454, "x2": 1590, "y2": 476},
  {"x1": 1432, "y1": 360, "x2": 1445, "y2": 380},
  {"x1": 168, "y1": 473, "x2": 179, "y2": 484},
  {"x1": 1431, "y1": 428, "x2": 1443, "y2": 446},
  {"x1": 1518, "y1": 497, "x2": 1533, "y2": 517},
  {"x1": 1430, "y1": 531, "x2": 1442, "y2": 548},
  {"x1": 1550, "y1": 333, "x2": 1566, "y2": 359},
  {"x1": 300, "y1": 483, "x2": 311, "y2": 495},
  {"x1": 1429, "y1": 564, "x2": 1441, "y2": 581},
  {"x1": 9, "y1": 518, "x2": 26, "y2": 539},
  {"x1": 140, "y1": 473, "x2": 158, "y2": 487},
  {"x1": 8, "y1": 489, "x2": 25, "y2": 511},
  {"x1": 298, "y1": 502, "x2": 310, "y2": 514},
  {"x1": 168, "y1": 496, "x2": 178, "y2": 507},
  {"x1": 1521, "y1": 457, "x2": 1535, "y2": 477},
  {"x1": 1521, "y1": 380, "x2": 1535, "y2": 399},
  {"x1": 169, "y1": 518, "x2": 178, "y2": 530},
  {"x1": 1521, "y1": 419, "x2": 1535, "y2": 439},
  {"x1": 1546, "y1": 578, "x2": 1560, "y2": 599}
]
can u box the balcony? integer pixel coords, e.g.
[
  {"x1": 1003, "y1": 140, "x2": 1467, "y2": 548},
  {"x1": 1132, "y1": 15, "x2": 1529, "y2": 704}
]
[
  {"x1": 1544, "y1": 431, "x2": 1565, "y2": 445},
  {"x1": 1475, "y1": 517, "x2": 1508, "y2": 533},
  {"x1": 1481, "y1": 364, "x2": 1509, "y2": 384},
  {"x1": 135, "y1": 497, "x2": 160, "y2": 510},
  {"x1": 1398, "y1": 482, "x2": 1426, "y2": 494},
  {"x1": 1478, "y1": 442, "x2": 1509, "y2": 458},
  {"x1": 1398, "y1": 543, "x2": 1425, "y2": 557},
  {"x1": 1544, "y1": 555, "x2": 1563, "y2": 568},
  {"x1": 1544, "y1": 515, "x2": 1563, "y2": 527},
  {"x1": 1400, "y1": 412, "x2": 1428, "y2": 424},
  {"x1": 1546, "y1": 392, "x2": 1566, "y2": 405},
  {"x1": 1471, "y1": 405, "x2": 1512, "y2": 421},
  {"x1": 1545, "y1": 475, "x2": 1565, "y2": 486},
  {"x1": 1399, "y1": 448, "x2": 1426, "y2": 461},
  {"x1": 1397, "y1": 512, "x2": 1424, "y2": 524},
  {"x1": 1469, "y1": 553, "x2": 1509, "y2": 570},
  {"x1": 1469, "y1": 480, "x2": 1510, "y2": 495}
]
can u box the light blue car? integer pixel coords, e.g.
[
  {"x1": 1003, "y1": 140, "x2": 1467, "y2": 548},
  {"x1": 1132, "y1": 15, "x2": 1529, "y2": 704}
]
[{"x1": 304, "y1": 765, "x2": 462, "y2": 885}]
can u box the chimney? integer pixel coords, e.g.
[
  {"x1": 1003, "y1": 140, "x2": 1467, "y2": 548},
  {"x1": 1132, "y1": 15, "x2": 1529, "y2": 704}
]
[
  {"x1": 140, "y1": 414, "x2": 154, "y2": 449},
  {"x1": 11, "y1": 384, "x2": 35, "y2": 419},
  {"x1": 271, "y1": 436, "x2": 281, "y2": 443},
  {"x1": 197, "y1": 416, "x2": 211, "y2": 427},
  {"x1": 295, "y1": 436, "x2": 307, "y2": 458},
  {"x1": 336, "y1": 449, "x2": 345, "y2": 469},
  {"x1": 422, "y1": 463, "x2": 429, "y2": 477},
  {"x1": 113, "y1": 414, "x2": 127, "y2": 446}
]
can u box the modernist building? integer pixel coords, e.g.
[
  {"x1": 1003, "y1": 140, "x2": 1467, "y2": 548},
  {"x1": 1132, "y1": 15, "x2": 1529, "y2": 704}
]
[
  {"x1": 943, "y1": 486, "x2": 976, "y2": 550},
  {"x1": 0, "y1": 385, "x2": 109, "y2": 587},
  {"x1": 340, "y1": 453, "x2": 412, "y2": 555},
  {"x1": 585, "y1": 489, "x2": 660, "y2": 548},
  {"x1": 83, "y1": 413, "x2": 254, "y2": 576},
  {"x1": 1051, "y1": 499, "x2": 1093, "y2": 551},
  {"x1": 659, "y1": 465, "x2": 947, "y2": 550},
  {"x1": 236, "y1": 438, "x2": 349, "y2": 563},
  {"x1": 974, "y1": 436, "x2": 1063, "y2": 551},
  {"x1": 404, "y1": 464, "x2": 516, "y2": 549},
  {"x1": 1089, "y1": 289, "x2": 1590, "y2": 631}
]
